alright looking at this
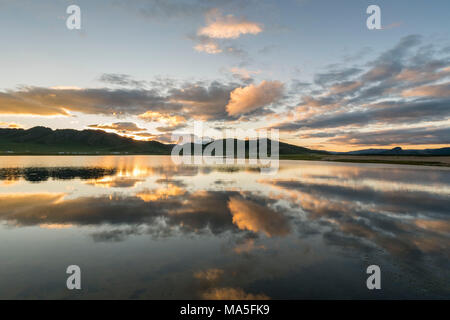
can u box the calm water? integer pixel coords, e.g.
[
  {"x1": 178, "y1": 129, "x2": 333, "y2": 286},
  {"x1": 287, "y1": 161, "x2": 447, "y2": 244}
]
[{"x1": 0, "y1": 156, "x2": 449, "y2": 299}]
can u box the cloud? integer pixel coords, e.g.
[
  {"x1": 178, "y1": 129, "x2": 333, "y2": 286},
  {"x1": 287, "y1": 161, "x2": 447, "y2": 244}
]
[
  {"x1": 130, "y1": 132, "x2": 161, "y2": 142},
  {"x1": 0, "y1": 122, "x2": 22, "y2": 128},
  {"x1": 194, "y1": 269, "x2": 224, "y2": 282},
  {"x1": 402, "y1": 82, "x2": 450, "y2": 97},
  {"x1": 91, "y1": 227, "x2": 143, "y2": 242},
  {"x1": 156, "y1": 123, "x2": 187, "y2": 133},
  {"x1": 362, "y1": 34, "x2": 422, "y2": 82},
  {"x1": 229, "y1": 67, "x2": 261, "y2": 83},
  {"x1": 0, "y1": 190, "x2": 241, "y2": 234},
  {"x1": 190, "y1": 34, "x2": 250, "y2": 58},
  {"x1": 201, "y1": 287, "x2": 269, "y2": 300},
  {"x1": 138, "y1": 111, "x2": 186, "y2": 123},
  {"x1": 329, "y1": 81, "x2": 362, "y2": 95},
  {"x1": 275, "y1": 35, "x2": 450, "y2": 144},
  {"x1": 226, "y1": 80, "x2": 284, "y2": 116},
  {"x1": 275, "y1": 98, "x2": 450, "y2": 131},
  {"x1": 314, "y1": 67, "x2": 362, "y2": 86},
  {"x1": 198, "y1": 9, "x2": 262, "y2": 39},
  {"x1": 0, "y1": 87, "x2": 178, "y2": 116},
  {"x1": 128, "y1": 131, "x2": 177, "y2": 143},
  {"x1": 99, "y1": 73, "x2": 147, "y2": 88},
  {"x1": 86, "y1": 177, "x2": 145, "y2": 189},
  {"x1": 228, "y1": 196, "x2": 290, "y2": 237},
  {"x1": 194, "y1": 41, "x2": 223, "y2": 54},
  {"x1": 233, "y1": 238, "x2": 265, "y2": 254},
  {"x1": 329, "y1": 126, "x2": 450, "y2": 146},
  {"x1": 0, "y1": 81, "x2": 236, "y2": 121},
  {"x1": 169, "y1": 81, "x2": 236, "y2": 120},
  {"x1": 265, "y1": 175, "x2": 450, "y2": 262},
  {"x1": 88, "y1": 122, "x2": 147, "y2": 133}
]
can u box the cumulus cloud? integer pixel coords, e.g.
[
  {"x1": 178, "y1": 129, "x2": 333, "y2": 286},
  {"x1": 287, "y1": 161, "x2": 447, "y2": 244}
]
[
  {"x1": 198, "y1": 9, "x2": 262, "y2": 39},
  {"x1": 226, "y1": 80, "x2": 284, "y2": 116}
]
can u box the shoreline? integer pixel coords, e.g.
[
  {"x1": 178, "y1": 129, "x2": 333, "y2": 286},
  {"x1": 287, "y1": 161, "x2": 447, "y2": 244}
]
[
  {"x1": 281, "y1": 154, "x2": 450, "y2": 167},
  {"x1": 1, "y1": 153, "x2": 450, "y2": 167}
]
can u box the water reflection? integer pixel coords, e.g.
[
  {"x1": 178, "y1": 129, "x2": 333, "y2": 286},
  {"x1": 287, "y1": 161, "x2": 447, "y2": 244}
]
[
  {"x1": 0, "y1": 167, "x2": 116, "y2": 182},
  {"x1": 0, "y1": 156, "x2": 448, "y2": 299}
]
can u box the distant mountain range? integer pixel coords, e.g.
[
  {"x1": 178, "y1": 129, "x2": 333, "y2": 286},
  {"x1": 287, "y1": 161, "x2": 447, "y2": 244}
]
[
  {"x1": 0, "y1": 127, "x2": 448, "y2": 156},
  {"x1": 333, "y1": 146, "x2": 450, "y2": 156}
]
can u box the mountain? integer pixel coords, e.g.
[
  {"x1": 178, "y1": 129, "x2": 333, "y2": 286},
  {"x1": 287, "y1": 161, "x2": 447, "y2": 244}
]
[
  {"x1": 342, "y1": 146, "x2": 450, "y2": 156},
  {"x1": 0, "y1": 127, "x2": 326, "y2": 156},
  {"x1": 0, "y1": 126, "x2": 173, "y2": 154},
  {"x1": 177, "y1": 138, "x2": 327, "y2": 156},
  {"x1": 2, "y1": 127, "x2": 447, "y2": 157}
]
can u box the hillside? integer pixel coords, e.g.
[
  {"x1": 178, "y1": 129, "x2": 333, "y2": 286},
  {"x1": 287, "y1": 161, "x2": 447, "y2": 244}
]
[
  {"x1": 177, "y1": 138, "x2": 327, "y2": 156},
  {"x1": 0, "y1": 127, "x2": 326, "y2": 156},
  {"x1": 2, "y1": 127, "x2": 447, "y2": 159},
  {"x1": 0, "y1": 127, "x2": 173, "y2": 154}
]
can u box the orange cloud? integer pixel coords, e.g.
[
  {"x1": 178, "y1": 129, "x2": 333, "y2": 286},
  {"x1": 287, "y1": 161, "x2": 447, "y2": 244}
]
[
  {"x1": 139, "y1": 111, "x2": 185, "y2": 125},
  {"x1": 402, "y1": 82, "x2": 450, "y2": 97},
  {"x1": 395, "y1": 66, "x2": 450, "y2": 83},
  {"x1": 329, "y1": 81, "x2": 362, "y2": 94},
  {"x1": 233, "y1": 238, "x2": 265, "y2": 254},
  {"x1": 0, "y1": 122, "x2": 22, "y2": 128},
  {"x1": 0, "y1": 87, "x2": 175, "y2": 116},
  {"x1": 39, "y1": 223, "x2": 73, "y2": 229},
  {"x1": 0, "y1": 193, "x2": 66, "y2": 225},
  {"x1": 226, "y1": 80, "x2": 284, "y2": 116},
  {"x1": 194, "y1": 41, "x2": 222, "y2": 54},
  {"x1": 85, "y1": 177, "x2": 144, "y2": 188},
  {"x1": 198, "y1": 9, "x2": 262, "y2": 39},
  {"x1": 136, "y1": 185, "x2": 186, "y2": 202},
  {"x1": 88, "y1": 122, "x2": 147, "y2": 133},
  {"x1": 414, "y1": 219, "x2": 450, "y2": 235},
  {"x1": 228, "y1": 196, "x2": 290, "y2": 237},
  {"x1": 0, "y1": 90, "x2": 70, "y2": 116},
  {"x1": 194, "y1": 269, "x2": 224, "y2": 282}
]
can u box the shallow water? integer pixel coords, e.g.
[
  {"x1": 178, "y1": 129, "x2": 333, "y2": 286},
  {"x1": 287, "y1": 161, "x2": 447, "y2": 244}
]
[{"x1": 0, "y1": 156, "x2": 449, "y2": 299}]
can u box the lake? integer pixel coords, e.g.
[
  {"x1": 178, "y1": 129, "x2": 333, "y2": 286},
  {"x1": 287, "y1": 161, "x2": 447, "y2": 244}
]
[{"x1": 0, "y1": 156, "x2": 449, "y2": 299}]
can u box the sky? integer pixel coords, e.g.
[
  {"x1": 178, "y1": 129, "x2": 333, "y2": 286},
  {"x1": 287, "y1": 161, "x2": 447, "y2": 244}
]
[{"x1": 0, "y1": 0, "x2": 449, "y2": 151}]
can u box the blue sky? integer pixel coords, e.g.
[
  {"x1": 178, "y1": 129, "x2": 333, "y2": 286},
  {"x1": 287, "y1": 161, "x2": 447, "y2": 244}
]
[{"x1": 0, "y1": 0, "x2": 449, "y2": 151}]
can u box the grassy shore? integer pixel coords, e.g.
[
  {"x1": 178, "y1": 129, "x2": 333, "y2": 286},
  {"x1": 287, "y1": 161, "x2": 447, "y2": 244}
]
[
  {"x1": 1, "y1": 152, "x2": 450, "y2": 167},
  {"x1": 282, "y1": 154, "x2": 450, "y2": 167}
]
